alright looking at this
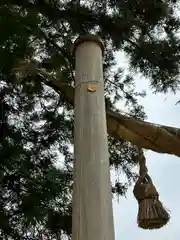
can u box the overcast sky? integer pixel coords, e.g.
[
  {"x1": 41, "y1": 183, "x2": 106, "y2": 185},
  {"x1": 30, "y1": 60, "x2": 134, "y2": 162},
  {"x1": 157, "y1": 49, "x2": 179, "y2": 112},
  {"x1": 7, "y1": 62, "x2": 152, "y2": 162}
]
[{"x1": 113, "y1": 52, "x2": 180, "y2": 240}]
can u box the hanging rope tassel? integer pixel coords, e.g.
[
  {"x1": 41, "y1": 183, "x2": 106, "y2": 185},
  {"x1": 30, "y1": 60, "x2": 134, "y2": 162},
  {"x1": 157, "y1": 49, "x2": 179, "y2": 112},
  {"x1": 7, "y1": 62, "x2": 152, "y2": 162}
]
[{"x1": 133, "y1": 148, "x2": 170, "y2": 229}]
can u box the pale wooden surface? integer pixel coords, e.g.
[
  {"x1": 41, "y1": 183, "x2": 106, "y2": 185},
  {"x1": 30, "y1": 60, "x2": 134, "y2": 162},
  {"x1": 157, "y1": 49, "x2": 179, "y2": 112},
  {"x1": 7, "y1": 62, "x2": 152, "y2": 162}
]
[
  {"x1": 16, "y1": 60, "x2": 180, "y2": 157},
  {"x1": 72, "y1": 39, "x2": 115, "y2": 240}
]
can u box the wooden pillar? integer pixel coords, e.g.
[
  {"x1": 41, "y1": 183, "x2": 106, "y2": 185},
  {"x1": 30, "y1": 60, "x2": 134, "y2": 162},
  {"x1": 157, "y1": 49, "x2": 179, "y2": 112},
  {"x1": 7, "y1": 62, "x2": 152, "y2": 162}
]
[{"x1": 72, "y1": 35, "x2": 115, "y2": 240}]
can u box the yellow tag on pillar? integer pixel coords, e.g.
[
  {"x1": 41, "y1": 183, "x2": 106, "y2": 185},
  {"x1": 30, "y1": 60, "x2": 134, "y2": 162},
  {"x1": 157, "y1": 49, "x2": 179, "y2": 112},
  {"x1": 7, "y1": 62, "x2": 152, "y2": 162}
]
[{"x1": 87, "y1": 84, "x2": 98, "y2": 92}]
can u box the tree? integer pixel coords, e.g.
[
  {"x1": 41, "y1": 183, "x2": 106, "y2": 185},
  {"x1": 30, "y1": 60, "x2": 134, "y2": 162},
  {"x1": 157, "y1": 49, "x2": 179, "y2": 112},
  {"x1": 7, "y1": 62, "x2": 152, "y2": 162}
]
[{"x1": 0, "y1": 0, "x2": 180, "y2": 239}]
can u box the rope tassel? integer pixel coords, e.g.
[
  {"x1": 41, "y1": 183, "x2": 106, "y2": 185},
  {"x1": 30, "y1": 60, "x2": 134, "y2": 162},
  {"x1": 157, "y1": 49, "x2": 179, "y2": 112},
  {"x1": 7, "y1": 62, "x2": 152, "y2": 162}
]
[{"x1": 133, "y1": 148, "x2": 170, "y2": 229}]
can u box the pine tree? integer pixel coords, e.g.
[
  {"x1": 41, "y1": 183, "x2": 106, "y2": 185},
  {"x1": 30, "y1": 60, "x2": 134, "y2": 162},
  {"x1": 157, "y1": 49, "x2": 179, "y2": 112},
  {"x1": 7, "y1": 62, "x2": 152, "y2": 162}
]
[{"x1": 0, "y1": 0, "x2": 180, "y2": 239}]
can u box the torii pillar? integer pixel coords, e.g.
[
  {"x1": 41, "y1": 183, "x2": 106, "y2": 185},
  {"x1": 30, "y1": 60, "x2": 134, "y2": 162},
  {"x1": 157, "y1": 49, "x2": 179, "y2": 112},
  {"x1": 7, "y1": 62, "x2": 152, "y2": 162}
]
[{"x1": 72, "y1": 35, "x2": 115, "y2": 240}]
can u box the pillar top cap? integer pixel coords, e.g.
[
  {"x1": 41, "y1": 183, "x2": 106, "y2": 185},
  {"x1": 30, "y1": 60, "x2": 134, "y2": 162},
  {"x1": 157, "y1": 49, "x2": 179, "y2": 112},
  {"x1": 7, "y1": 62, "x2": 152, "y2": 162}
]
[{"x1": 72, "y1": 35, "x2": 104, "y2": 56}]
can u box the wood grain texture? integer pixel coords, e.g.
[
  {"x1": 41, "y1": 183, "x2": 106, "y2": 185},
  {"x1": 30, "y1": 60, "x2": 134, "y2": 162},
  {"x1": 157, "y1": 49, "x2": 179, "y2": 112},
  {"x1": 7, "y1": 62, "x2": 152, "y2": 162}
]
[{"x1": 72, "y1": 39, "x2": 115, "y2": 240}]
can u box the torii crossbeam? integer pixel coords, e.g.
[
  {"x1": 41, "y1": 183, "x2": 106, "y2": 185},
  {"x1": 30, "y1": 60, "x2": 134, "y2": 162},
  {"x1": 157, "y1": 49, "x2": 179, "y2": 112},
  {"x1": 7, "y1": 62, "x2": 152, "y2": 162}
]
[
  {"x1": 14, "y1": 47, "x2": 180, "y2": 158},
  {"x1": 38, "y1": 70, "x2": 180, "y2": 157}
]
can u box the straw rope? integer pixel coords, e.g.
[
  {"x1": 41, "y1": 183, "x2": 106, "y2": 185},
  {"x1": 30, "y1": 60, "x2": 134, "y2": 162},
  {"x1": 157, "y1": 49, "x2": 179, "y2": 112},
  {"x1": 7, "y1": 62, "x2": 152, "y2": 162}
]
[{"x1": 133, "y1": 148, "x2": 170, "y2": 229}]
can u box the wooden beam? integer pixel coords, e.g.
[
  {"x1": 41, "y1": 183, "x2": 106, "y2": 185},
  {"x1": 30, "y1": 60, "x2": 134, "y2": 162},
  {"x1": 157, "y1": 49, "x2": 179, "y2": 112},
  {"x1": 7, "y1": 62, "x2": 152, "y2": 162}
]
[
  {"x1": 48, "y1": 79, "x2": 180, "y2": 157},
  {"x1": 14, "y1": 60, "x2": 180, "y2": 157}
]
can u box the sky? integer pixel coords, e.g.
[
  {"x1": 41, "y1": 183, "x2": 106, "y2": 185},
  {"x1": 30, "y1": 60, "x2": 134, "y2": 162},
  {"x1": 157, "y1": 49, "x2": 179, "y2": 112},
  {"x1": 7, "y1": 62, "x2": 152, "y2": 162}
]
[{"x1": 113, "y1": 52, "x2": 180, "y2": 240}]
